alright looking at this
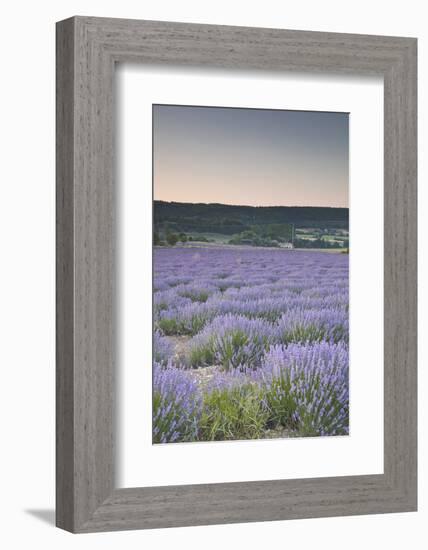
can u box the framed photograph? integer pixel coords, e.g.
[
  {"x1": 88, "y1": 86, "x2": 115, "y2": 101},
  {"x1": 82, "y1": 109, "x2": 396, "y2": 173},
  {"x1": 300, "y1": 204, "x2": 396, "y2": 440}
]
[
  {"x1": 56, "y1": 16, "x2": 417, "y2": 532},
  {"x1": 151, "y1": 104, "x2": 350, "y2": 445}
]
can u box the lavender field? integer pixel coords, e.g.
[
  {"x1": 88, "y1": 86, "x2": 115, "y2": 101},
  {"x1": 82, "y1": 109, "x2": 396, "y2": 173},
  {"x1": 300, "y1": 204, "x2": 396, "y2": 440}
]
[{"x1": 153, "y1": 247, "x2": 349, "y2": 444}]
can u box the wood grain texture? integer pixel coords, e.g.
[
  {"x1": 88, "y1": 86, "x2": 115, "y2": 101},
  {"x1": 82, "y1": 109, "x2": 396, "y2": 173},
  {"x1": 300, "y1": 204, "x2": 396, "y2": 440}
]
[
  {"x1": 56, "y1": 18, "x2": 75, "y2": 532},
  {"x1": 56, "y1": 16, "x2": 417, "y2": 533}
]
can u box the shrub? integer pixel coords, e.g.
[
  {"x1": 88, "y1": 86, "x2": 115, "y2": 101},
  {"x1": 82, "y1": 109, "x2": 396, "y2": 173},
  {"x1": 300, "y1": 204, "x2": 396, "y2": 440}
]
[
  {"x1": 157, "y1": 317, "x2": 181, "y2": 336},
  {"x1": 157, "y1": 302, "x2": 214, "y2": 336},
  {"x1": 152, "y1": 363, "x2": 201, "y2": 443},
  {"x1": 259, "y1": 342, "x2": 349, "y2": 436},
  {"x1": 153, "y1": 330, "x2": 174, "y2": 364},
  {"x1": 166, "y1": 233, "x2": 179, "y2": 246},
  {"x1": 275, "y1": 308, "x2": 348, "y2": 345},
  {"x1": 188, "y1": 314, "x2": 273, "y2": 370},
  {"x1": 177, "y1": 283, "x2": 216, "y2": 303}
]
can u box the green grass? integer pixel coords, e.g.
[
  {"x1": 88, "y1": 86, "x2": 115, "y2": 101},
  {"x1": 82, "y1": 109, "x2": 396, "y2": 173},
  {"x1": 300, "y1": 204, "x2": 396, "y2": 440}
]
[
  {"x1": 189, "y1": 337, "x2": 217, "y2": 366},
  {"x1": 198, "y1": 384, "x2": 270, "y2": 441},
  {"x1": 277, "y1": 324, "x2": 328, "y2": 345},
  {"x1": 157, "y1": 318, "x2": 182, "y2": 336},
  {"x1": 157, "y1": 314, "x2": 209, "y2": 337}
]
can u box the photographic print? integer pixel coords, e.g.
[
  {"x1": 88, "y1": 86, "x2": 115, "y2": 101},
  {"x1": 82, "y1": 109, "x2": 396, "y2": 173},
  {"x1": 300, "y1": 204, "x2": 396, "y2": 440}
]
[{"x1": 152, "y1": 104, "x2": 349, "y2": 444}]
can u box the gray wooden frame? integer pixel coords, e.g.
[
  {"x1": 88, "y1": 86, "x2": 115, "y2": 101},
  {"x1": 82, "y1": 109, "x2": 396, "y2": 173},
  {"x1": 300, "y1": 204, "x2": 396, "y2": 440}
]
[{"x1": 56, "y1": 16, "x2": 417, "y2": 533}]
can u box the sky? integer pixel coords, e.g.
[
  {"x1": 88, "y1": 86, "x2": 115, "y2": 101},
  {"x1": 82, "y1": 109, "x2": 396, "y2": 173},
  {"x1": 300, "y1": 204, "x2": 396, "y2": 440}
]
[{"x1": 153, "y1": 104, "x2": 348, "y2": 208}]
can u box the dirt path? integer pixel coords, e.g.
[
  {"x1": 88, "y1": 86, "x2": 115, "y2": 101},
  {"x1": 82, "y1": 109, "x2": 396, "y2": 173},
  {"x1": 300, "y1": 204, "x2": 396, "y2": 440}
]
[
  {"x1": 167, "y1": 335, "x2": 221, "y2": 389},
  {"x1": 168, "y1": 335, "x2": 191, "y2": 363},
  {"x1": 189, "y1": 365, "x2": 220, "y2": 389}
]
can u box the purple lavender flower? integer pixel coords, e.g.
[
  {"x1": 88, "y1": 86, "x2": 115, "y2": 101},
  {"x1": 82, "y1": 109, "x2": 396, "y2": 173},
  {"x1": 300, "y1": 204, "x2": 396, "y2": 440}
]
[
  {"x1": 275, "y1": 307, "x2": 348, "y2": 345},
  {"x1": 153, "y1": 330, "x2": 174, "y2": 364},
  {"x1": 188, "y1": 314, "x2": 274, "y2": 370},
  {"x1": 259, "y1": 342, "x2": 349, "y2": 435},
  {"x1": 152, "y1": 362, "x2": 202, "y2": 443}
]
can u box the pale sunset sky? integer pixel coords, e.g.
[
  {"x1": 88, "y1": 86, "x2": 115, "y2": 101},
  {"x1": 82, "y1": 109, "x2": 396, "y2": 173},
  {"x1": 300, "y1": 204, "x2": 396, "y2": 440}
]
[{"x1": 153, "y1": 104, "x2": 349, "y2": 208}]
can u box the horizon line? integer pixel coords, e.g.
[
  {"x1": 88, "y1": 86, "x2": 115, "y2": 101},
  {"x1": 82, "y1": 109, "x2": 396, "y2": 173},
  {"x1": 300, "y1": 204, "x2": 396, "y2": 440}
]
[{"x1": 154, "y1": 199, "x2": 349, "y2": 210}]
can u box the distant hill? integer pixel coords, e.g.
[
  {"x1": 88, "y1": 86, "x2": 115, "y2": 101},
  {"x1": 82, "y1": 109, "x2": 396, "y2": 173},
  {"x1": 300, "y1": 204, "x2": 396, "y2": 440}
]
[{"x1": 154, "y1": 201, "x2": 348, "y2": 235}]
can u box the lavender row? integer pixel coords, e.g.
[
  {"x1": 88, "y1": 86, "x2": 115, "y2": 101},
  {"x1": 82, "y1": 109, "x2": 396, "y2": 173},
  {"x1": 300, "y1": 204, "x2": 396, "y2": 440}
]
[{"x1": 188, "y1": 310, "x2": 348, "y2": 370}]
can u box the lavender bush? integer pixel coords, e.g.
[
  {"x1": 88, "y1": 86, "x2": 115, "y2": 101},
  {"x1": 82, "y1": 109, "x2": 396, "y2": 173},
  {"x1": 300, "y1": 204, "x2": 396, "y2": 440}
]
[
  {"x1": 153, "y1": 330, "x2": 174, "y2": 365},
  {"x1": 152, "y1": 362, "x2": 201, "y2": 443},
  {"x1": 188, "y1": 314, "x2": 273, "y2": 370},
  {"x1": 275, "y1": 308, "x2": 349, "y2": 345},
  {"x1": 259, "y1": 342, "x2": 349, "y2": 436}
]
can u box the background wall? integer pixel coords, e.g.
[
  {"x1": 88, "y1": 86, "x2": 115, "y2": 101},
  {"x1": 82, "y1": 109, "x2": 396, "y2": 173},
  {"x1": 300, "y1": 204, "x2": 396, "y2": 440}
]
[{"x1": 0, "y1": 1, "x2": 424, "y2": 548}]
